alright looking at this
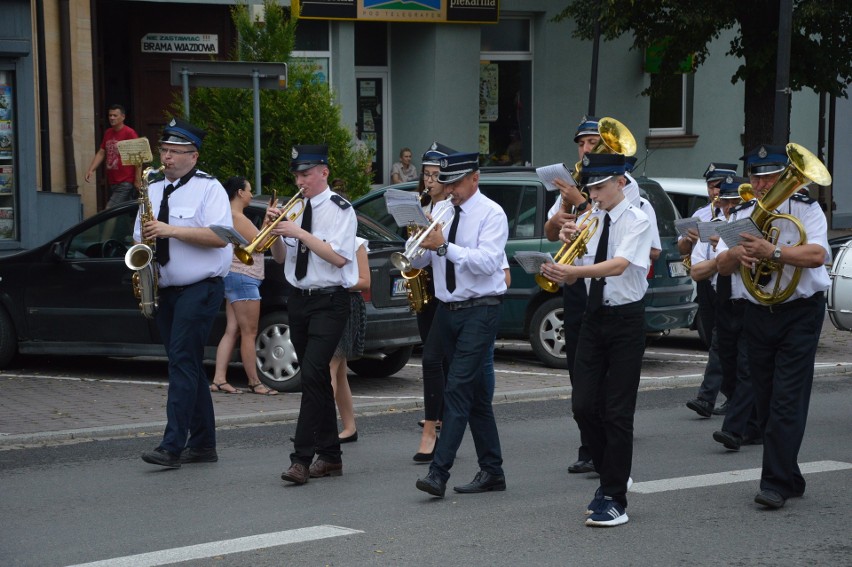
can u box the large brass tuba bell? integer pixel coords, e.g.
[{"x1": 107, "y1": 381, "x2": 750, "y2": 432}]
[
  {"x1": 740, "y1": 143, "x2": 832, "y2": 305},
  {"x1": 572, "y1": 117, "x2": 637, "y2": 185}
]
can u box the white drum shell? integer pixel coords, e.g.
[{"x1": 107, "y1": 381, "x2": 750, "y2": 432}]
[{"x1": 828, "y1": 241, "x2": 852, "y2": 332}]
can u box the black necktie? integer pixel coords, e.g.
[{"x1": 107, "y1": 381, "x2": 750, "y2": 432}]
[
  {"x1": 587, "y1": 213, "x2": 610, "y2": 313},
  {"x1": 295, "y1": 199, "x2": 312, "y2": 280},
  {"x1": 445, "y1": 206, "x2": 462, "y2": 293},
  {"x1": 156, "y1": 184, "x2": 178, "y2": 266}
]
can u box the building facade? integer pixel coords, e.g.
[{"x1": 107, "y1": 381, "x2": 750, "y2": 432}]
[{"x1": 2, "y1": 0, "x2": 844, "y2": 254}]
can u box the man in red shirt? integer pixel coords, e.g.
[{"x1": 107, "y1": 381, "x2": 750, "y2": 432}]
[{"x1": 85, "y1": 104, "x2": 139, "y2": 208}]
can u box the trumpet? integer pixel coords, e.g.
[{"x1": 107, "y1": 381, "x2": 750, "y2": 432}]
[
  {"x1": 390, "y1": 205, "x2": 455, "y2": 272},
  {"x1": 234, "y1": 188, "x2": 305, "y2": 265},
  {"x1": 536, "y1": 203, "x2": 600, "y2": 293}
]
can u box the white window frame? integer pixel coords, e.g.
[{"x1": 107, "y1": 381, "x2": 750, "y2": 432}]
[{"x1": 648, "y1": 73, "x2": 688, "y2": 136}]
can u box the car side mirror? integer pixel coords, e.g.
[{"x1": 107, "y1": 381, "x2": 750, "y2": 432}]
[{"x1": 50, "y1": 241, "x2": 65, "y2": 262}]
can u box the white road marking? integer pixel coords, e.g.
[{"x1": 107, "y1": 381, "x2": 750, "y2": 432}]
[
  {"x1": 65, "y1": 525, "x2": 363, "y2": 567},
  {"x1": 630, "y1": 460, "x2": 852, "y2": 494}
]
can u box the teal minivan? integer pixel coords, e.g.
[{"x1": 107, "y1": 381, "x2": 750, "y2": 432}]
[{"x1": 353, "y1": 170, "x2": 697, "y2": 368}]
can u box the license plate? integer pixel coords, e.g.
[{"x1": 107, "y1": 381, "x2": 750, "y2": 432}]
[
  {"x1": 668, "y1": 261, "x2": 688, "y2": 278},
  {"x1": 392, "y1": 277, "x2": 408, "y2": 297}
]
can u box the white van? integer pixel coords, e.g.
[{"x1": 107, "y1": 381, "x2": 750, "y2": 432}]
[{"x1": 651, "y1": 177, "x2": 710, "y2": 219}]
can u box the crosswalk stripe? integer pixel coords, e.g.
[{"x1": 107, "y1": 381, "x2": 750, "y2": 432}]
[
  {"x1": 65, "y1": 525, "x2": 363, "y2": 567},
  {"x1": 630, "y1": 460, "x2": 852, "y2": 494}
]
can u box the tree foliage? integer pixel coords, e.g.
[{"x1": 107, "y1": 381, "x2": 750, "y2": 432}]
[
  {"x1": 554, "y1": 0, "x2": 852, "y2": 149},
  {"x1": 170, "y1": 0, "x2": 371, "y2": 198}
]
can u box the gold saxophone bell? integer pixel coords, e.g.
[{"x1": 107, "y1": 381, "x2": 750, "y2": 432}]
[
  {"x1": 572, "y1": 117, "x2": 637, "y2": 185},
  {"x1": 234, "y1": 188, "x2": 305, "y2": 265},
  {"x1": 535, "y1": 205, "x2": 600, "y2": 293},
  {"x1": 740, "y1": 143, "x2": 832, "y2": 305}
]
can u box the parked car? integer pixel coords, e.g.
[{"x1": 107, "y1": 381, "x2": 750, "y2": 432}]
[
  {"x1": 353, "y1": 170, "x2": 697, "y2": 368},
  {"x1": 0, "y1": 199, "x2": 420, "y2": 392},
  {"x1": 652, "y1": 177, "x2": 711, "y2": 219}
]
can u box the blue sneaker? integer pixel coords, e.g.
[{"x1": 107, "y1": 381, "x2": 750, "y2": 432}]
[
  {"x1": 585, "y1": 497, "x2": 629, "y2": 527},
  {"x1": 585, "y1": 487, "x2": 605, "y2": 516}
]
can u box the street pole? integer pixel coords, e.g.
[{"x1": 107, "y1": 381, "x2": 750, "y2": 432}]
[
  {"x1": 773, "y1": 0, "x2": 792, "y2": 145},
  {"x1": 587, "y1": 0, "x2": 602, "y2": 115}
]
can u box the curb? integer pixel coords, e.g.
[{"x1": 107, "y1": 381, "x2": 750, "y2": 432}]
[{"x1": 2, "y1": 364, "x2": 850, "y2": 448}]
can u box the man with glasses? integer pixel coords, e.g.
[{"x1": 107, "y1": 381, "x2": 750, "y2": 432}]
[
  {"x1": 412, "y1": 151, "x2": 509, "y2": 499},
  {"x1": 137, "y1": 117, "x2": 232, "y2": 469}
]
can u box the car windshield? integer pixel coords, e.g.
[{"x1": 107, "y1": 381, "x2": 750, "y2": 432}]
[{"x1": 639, "y1": 183, "x2": 678, "y2": 237}]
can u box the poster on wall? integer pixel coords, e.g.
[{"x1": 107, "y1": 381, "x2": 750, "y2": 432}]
[
  {"x1": 479, "y1": 123, "x2": 490, "y2": 156},
  {"x1": 0, "y1": 120, "x2": 13, "y2": 159},
  {"x1": 0, "y1": 165, "x2": 13, "y2": 194},
  {"x1": 0, "y1": 86, "x2": 12, "y2": 120},
  {"x1": 479, "y1": 64, "x2": 498, "y2": 123}
]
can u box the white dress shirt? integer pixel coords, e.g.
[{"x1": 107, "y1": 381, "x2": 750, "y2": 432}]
[
  {"x1": 283, "y1": 187, "x2": 359, "y2": 289},
  {"x1": 413, "y1": 189, "x2": 508, "y2": 302},
  {"x1": 133, "y1": 171, "x2": 232, "y2": 287}
]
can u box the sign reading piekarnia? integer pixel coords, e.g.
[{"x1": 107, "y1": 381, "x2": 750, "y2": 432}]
[
  {"x1": 141, "y1": 34, "x2": 219, "y2": 54},
  {"x1": 292, "y1": 0, "x2": 499, "y2": 24}
]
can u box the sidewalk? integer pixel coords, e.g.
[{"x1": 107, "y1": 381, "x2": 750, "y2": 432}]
[{"x1": 1, "y1": 321, "x2": 850, "y2": 448}]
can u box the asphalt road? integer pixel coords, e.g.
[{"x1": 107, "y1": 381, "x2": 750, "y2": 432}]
[{"x1": 1, "y1": 381, "x2": 851, "y2": 567}]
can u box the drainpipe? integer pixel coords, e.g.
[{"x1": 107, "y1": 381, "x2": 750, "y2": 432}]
[
  {"x1": 35, "y1": 0, "x2": 51, "y2": 191},
  {"x1": 59, "y1": 0, "x2": 78, "y2": 193}
]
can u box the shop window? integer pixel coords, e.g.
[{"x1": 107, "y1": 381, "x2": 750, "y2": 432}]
[
  {"x1": 0, "y1": 69, "x2": 16, "y2": 240},
  {"x1": 355, "y1": 22, "x2": 388, "y2": 67},
  {"x1": 293, "y1": 19, "x2": 331, "y2": 84},
  {"x1": 480, "y1": 18, "x2": 532, "y2": 167}
]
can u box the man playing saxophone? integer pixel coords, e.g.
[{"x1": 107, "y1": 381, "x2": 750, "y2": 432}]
[
  {"x1": 136, "y1": 118, "x2": 232, "y2": 469},
  {"x1": 714, "y1": 144, "x2": 830, "y2": 509}
]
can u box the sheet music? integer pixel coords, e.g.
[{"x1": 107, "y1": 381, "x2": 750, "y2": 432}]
[
  {"x1": 674, "y1": 217, "x2": 699, "y2": 237},
  {"x1": 716, "y1": 217, "x2": 763, "y2": 248},
  {"x1": 697, "y1": 220, "x2": 723, "y2": 243},
  {"x1": 535, "y1": 162, "x2": 576, "y2": 191},
  {"x1": 117, "y1": 137, "x2": 153, "y2": 166},
  {"x1": 210, "y1": 224, "x2": 248, "y2": 247},
  {"x1": 384, "y1": 188, "x2": 429, "y2": 227},
  {"x1": 513, "y1": 250, "x2": 555, "y2": 274}
]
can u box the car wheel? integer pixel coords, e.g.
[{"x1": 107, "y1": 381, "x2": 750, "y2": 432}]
[
  {"x1": 347, "y1": 345, "x2": 414, "y2": 378},
  {"x1": 0, "y1": 307, "x2": 16, "y2": 368},
  {"x1": 255, "y1": 311, "x2": 301, "y2": 392},
  {"x1": 529, "y1": 297, "x2": 566, "y2": 368}
]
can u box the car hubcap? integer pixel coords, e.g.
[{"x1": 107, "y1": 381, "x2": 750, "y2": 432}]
[
  {"x1": 256, "y1": 322, "x2": 299, "y2": 383},
  {"x1": 539, "y1": 308, "x2": 565, "y2": 358}
]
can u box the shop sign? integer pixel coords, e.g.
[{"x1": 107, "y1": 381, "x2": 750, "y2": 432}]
[
  {"x1": 141, "y1": 33, "x2": 219, "y2": 55},
  {"x1": 292, "y1": 0, "x2": 499, "y2": 24}
]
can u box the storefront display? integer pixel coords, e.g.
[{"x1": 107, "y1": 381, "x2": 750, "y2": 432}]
[{"x1": 0, "y1": 71, "x2": 15, "y2": 240}]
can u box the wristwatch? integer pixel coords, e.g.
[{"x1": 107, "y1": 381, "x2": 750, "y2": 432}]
[
  {"x1": 436, "y1": 243, "x2": 448, "y2": 257},
  {"x1": 772, "y1": 246, "x2": 782, "y2": 260}
]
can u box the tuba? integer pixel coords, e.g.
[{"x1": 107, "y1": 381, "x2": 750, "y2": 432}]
[
  {"x1": 125, "y1": 165, "x2": 165, "y2": 319},
  {"x1": 536, "y1": 203, "x2": 600, "y2": 293},
  {"x1": 391, "y1": 205, "x2": 455, "y2": 312},
  {"x1": 740, "y1": 143, "x2": 832, "y2": 305},
  {"x1": 572, "y1": 117, "x2": 637, "y2": 185}
]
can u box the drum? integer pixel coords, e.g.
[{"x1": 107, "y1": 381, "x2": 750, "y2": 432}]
[{"x1": 828, "y1": 240, "x2": 852, "y2": 331}]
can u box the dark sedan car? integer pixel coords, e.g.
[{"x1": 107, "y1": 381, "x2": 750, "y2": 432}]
[{"x1": 0, "y1": 199, "x2": 419, "y2": 392}]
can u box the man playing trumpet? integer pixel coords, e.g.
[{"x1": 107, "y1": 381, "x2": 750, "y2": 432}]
[{"x1": 540, "y1": 153, "x2": 652, "y2": 527}]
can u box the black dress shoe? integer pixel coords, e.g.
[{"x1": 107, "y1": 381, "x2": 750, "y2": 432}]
[
  {"x1": 413, "y1": 435, "x2": 438, "y2": 463},
  {"x1": 568, "y1": 459, "x2": 595, "y2": 474},
  {"x1": 686, "y1": 398, "x2": 714, "y2": 418},
  {"x1": 712, "y1": 430, "x2": 742, "y2": 451},
  {"x1": 339, "y1": 431, "x2": 358, "y2": 444},
  {"x1": 712, "y1": 400, "x2": 729, "y2": 415},
  {"x1": 416, "y1": 471, "x2": 446, "y2": 498},
  {"x1": 141, "y1": 448, "x2": 181, "y2": 469},
  {"x1": 755, "y1": 489, "x2": 786, "y2": 509},
  {"x1": 180, "y1": 447, "x2": 218, "y2": 464},
  {"x1": 453, "y1": 470, "x2": 506, "y2": 493}
]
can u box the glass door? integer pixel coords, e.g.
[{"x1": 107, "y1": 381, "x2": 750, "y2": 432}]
[
  {"x1": 0, "y1": 69, "x2": 15, "y2": 240},
  {"x1": 355, "y1": 73, "x2": 388, "y2": 186}
]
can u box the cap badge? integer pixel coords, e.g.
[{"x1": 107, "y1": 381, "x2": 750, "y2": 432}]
[
  {"x1": 708, "y1": 164, "x2": 716, "y2": 172},
  {"x1": 440, "y1": 158, "x2": 448, "y2": 168},
  {"x1": 758, "y1": 146, "x2": 768, "y2": 158},
  {"x1": 291, "y1": 148, "x2": 299, "y2": 159},
  {"x1": 582, "y1": 155, "x2": 590, "y2": 167},
  {"x1": 725, "y1": 175, "x2": 733, "y2": 184},
  {"x1": 168, "y1": 118, "x2": 176, "y2": 127},
  {"x1": 430, "y1": 142, "x2": 438, "y2": 151}
]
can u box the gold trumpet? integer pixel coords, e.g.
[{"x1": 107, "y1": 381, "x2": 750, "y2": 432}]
[
  {"x1": 572, "y1": 117, "x2": 637, "y2": 185},
  {"x1": 536, "y1": 204, "x2": 600, "y2": 293},
  {"x1": 740, "y1": 143, "x2": 832, "y2": 305},
  {"x1": 234, "y1": 188, "x2": 305, "y2": 265}
]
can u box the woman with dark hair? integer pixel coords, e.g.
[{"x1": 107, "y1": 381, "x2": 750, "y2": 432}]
[{"x1": 211, "y1": 176, "x2": 285, "y2": 395}]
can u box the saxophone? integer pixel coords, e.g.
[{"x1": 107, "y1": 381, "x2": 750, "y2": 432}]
[{"x1": 124, "y1": 165, "x2": 165, "y2": 319}]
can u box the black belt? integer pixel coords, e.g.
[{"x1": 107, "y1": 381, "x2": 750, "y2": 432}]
[
  {"x1": 745, "y1": 291, "x2": 824, "y2": 313},
  {"x1": 443, "y1": 296, "x2": 502, "y2": 311},
  {"x1": 161, "y1": 276, "x2": 222, "y2": 292},
  {"x1": 598, "y1": 299, "x2": 644, "y2": 315},
  {"x1": 295, "y1": 285, "x2": 346, "y2": 296}
]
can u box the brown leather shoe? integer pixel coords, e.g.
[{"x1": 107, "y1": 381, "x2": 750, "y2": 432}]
[
  {"x1": 309, "y1": 459, "x2": 343, "y2": 478},
  {"x1": 281, "y1": 462, "x2": 309, "y2": 484}
]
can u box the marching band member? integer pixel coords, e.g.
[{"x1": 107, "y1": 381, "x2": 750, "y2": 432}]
[{"x1": 541, "y1": 152, "x2": 652, "y2": 527}]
